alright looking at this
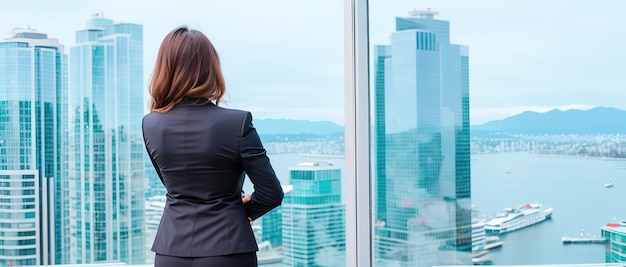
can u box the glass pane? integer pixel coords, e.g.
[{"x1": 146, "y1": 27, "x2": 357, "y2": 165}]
[
  {"x1": 1, "y1": 1, "x2": 344, "y2": 266},
  {"x1": 369, "y1": 1, "x2": 626, "y2": 267}
]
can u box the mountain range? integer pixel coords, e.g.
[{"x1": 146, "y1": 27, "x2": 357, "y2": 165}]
[
  {"x1": 471, "y1": 107, "x2": 626, "y2": 134},
  {"x1": 253, "y1": 107, "x2": 626, "y2": 136}
]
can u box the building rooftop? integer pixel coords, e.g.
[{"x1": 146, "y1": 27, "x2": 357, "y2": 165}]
[
  {"x1": 292, "y1": 161, "x2": 338, "y2": 170},
  {"x1": 408, "y1": 8, "x2": 439, "y2": 18},
  {"x1": 2, "y1": 27, "x2": 63, "y2": 52},
  {"x1": 603, "y1": 221, "x2": 626, "y2": 233},
  {"x1": 5, "y1": 27, "x2": 47, "y2": 39}
]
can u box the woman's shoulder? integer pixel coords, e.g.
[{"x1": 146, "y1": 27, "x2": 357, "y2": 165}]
[
  {"x1": 142, "y1": 110, "x2": 169, "y2": 122},
  {"x1": 212, "y1": 105, "x2": 252, "y2": 119},
  {"x1": 214, "y1": 105, "x2": 248, "y2": 114},
  {"x1": 142, "y1": 111, "x2": 159, "y2": 124}
]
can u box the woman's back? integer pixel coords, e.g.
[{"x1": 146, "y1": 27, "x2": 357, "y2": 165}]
[
  {"x1": 145, "y1": 26, "x2": 282, "y2": 266},
  {"x1": 144, "y1": 100, "x2": 246, "y2": 201}
]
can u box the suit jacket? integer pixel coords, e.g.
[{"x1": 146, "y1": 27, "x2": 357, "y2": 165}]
[{"x1": 142, "y1": 98, "x2": 284, "y2": 257}]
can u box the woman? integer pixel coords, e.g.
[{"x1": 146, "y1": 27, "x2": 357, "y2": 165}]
[{"x1": 142, "y1": 26, "x2": 284, "y2": 267}]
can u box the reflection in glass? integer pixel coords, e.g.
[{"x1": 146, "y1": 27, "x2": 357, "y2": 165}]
[{"x1": 372, "y1": 9, "x2": 471, "y2": 267}]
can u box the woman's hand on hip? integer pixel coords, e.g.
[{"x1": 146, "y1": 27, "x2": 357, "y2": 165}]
[{"x1": 241, "y1": 193, "x2": 251, "y2": 204}]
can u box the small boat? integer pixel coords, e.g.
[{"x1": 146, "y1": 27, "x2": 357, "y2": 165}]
[
  {"x1": 505, "y1": 166, "x2": 511, "y2": 174},
  {"x1": 484, "y1": 240, "x2": 504, "y2": 250},
  {"x1": 604, "y1": 181, "x2": 614, "y2": 188},
  {"x1": 472, "y1": 255, "x2": 493, "y2": 265},
  {"x1": 484, "y1": 236, "x2": 500, "y2": 242},
  {"x1": 472, "y1": 249, "x2": 489, "y2": 257}
]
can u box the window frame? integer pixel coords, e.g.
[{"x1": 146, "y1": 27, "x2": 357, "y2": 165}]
[{"x1": 344, "y1": 0, "x2": 373, "y2": 266}]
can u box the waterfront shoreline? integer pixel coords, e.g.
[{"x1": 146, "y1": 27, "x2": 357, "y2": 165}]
[
  {"x1": 473, "y1": 152, "x2": 626, "y2": 161},
  {"x1": 534, "y1": 153, "x2": 626, "y2": 161}
]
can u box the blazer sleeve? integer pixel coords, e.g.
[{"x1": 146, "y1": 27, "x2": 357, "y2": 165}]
[
  {"x1": 142, "y1": 115, "x2": 165, "y2": 187},
  {"x1": 240, "y1": 112, "x2": 284, "y2": 220}
]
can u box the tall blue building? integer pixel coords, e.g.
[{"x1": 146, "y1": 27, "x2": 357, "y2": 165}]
[
  {"x1": 0, "y1": 28, "x2": 67, "y2": 266},
  {"x1": 261, "y1": 201, "x2": 283, "y2": 249},
  {"x1": 602, "y1": 221, "x2": 626, "y2": 263},
  {"x1": 68, "y1": 17, "x2": 145, "y2": 264},
  {"x1": 373, "y1": 10, "x2": 471, "y2": 267},
  {"x1": 282, "y1": 162, "x2": 345, "y2": 267},
  {"x1": 261, "y1": 185, "x2": 293, "y2": 250}
]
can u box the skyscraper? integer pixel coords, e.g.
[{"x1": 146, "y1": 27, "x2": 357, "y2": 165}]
[
  {"x1": 373, "y1": 10, "x2": 471, "y2": 267},
  {"x1": 602, "y1": 221, "x2": 626, "y2": 263},
  {"x1": 282, "y1": 161, "x2": 345, "y2": 267},
  {"x1": 261, "y1": 185, "x2": 294, "y2": 250},
  {"x1": 0, "y1": 28, "x2": 67, "y2": 266},
  {"x1": 68, "y1": 17, "x2": 145, "y2": 264},
  {"x1": 0, "y1": 29, "x2": 67, "y2": 265}
]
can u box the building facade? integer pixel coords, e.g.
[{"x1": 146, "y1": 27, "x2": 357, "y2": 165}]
[
  {"x1": 373, "y1": 10, "x2": 472, "y2": 267},
  {"x1": 68, "y1": 17, "x2": 145, "y2": 264},
  {"x1": 261, "y1": 203, "x2": 284, "y2": 250},
  {"x1": 282, "y1": 162, "x2": 345, "y2": 267},
  {"x1": 0, "y1": 28, "x2": 67, "y2": 265},
  {"x1": 602, "y1": 221, "x2": 626, "y2": 263}
]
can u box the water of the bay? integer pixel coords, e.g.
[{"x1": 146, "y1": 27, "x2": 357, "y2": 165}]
[
  {"x1": 471, "y1": 152, "x2": 626, "y2": 265},
  {"x1": 250, "y1": 152, "x2": 626, "y2": 265}
]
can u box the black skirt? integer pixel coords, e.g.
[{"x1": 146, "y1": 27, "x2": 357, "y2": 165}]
[{"x1": 155, "y1": 252, "x2": 257, "y2": 267}]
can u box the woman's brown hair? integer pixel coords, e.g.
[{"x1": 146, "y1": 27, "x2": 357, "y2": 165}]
[{"x1": 149, "y1": 26, "x2": 225, "y2": 113}]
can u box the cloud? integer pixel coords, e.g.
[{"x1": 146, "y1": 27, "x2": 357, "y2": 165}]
[
  {"x1": 370, "y1": 0, "x2": 626, "y2": 123},
  {"x1": 2, "y1": 0, "x2": 625, "y2": 125},
  {"x1": 1, "y1": 0, "x2": 345, "y2": 122}
]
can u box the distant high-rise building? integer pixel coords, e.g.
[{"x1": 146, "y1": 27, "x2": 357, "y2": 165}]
[
  {"x1": 0, "y1": 28, "x2": 67, "y2": 266},
  {"x1": 373, "y1": 10, "x2": 472, "y2": 267},
  {"x1": 602, "y1": 221, "x2": 626, "y2": 263},
  {"x1": 261, "y1": 201, "x2": 283, "y2": 248},
  {"x1": 68, "y1": 17, "x2": 145, "y2": 264},
  {"x1": 261, "y1": 184, "x2": 293, "y2": 250},
  {"x1": 282, "y1": 161, "x2": 345, "y2": 267}
]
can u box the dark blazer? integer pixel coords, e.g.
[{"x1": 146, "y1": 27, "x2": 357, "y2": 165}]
[{"x1": 142, "y1": 98, "x2": 284, "y2": 257}]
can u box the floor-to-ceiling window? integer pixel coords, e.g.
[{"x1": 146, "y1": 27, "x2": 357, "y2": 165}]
[
  {"x1": 3, "y1": 0, "x2": 626, "y2": 266},
  {"x1": 347, "y1": 0, "x2": 626, "y2": 266}
]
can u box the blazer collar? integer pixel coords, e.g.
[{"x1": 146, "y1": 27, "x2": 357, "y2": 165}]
[{"x1": 176, "y1": 97, "x2": 215, "y2": 107}]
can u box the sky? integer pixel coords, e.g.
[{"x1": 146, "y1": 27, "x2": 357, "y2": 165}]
[{"x1": 1, "y1": 0, "x2": 625, "y2": 125}]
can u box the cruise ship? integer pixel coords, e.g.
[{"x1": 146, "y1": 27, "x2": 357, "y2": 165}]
[{"x1": 485, "y1": 203, "x2": 553, "y2": 234}]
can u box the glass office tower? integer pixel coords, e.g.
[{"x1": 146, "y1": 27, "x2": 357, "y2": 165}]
[
  {"x1": 602, "y1": 222, "x2": 626, "y2": 263},
  {"x1": 373, "y1": 10, "x2": 471, "y2": 267},
  {"x1": 262, "y1": 203, "x2": 284, "y2": 249},
  {"x1": 261, "y1": 184, "x2": 295, "y2": 250},
  {"x1": 68, "y1": 17, "x2": 145, "y2": 264},
  {"x1": 282, "y1": 162, "x2": 346, "y2": 267},
  {"x1": 0, "y1": 28, "x2": 67, "y2": 266}
]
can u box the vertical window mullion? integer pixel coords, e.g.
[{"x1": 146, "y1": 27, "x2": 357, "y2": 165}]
[{"x1": 344, "y1": 0, "x2": 373, "y2": 266}]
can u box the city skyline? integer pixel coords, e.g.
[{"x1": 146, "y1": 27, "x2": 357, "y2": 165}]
[
  {"x1": 0, "y1": 2, "x2": 624, "y2": 266},
  {"x1": 1, "y1": 1, "x2": 624, "y2": 125}
]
